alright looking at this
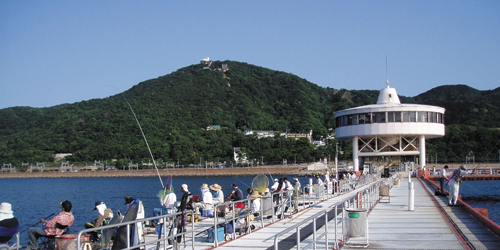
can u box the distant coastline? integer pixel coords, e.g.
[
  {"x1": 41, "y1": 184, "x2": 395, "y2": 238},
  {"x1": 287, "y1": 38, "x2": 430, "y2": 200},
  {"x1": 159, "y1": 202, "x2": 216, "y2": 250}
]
[{"x1": 0, "y1": 165, "x2": 310, "y2": 179}]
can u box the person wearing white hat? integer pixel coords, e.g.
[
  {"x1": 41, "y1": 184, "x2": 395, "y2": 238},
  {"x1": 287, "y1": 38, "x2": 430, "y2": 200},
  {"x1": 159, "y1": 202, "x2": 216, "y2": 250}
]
[
  {"x1": 270, "y1": 178, "x2": 279, "y2": 192},
  {"x1": 85, "y1": 201, "x2": 113, "y2": 242},
  {"x1": 209, "y1": 183, "x2": 224, "y2": 205},
  {"x1": 0, "y1": 202, "x2": 19, "y2": 244},
  {"x1": 174, "y1": 184, "x2": 192, "y2": 244},
  {"x1": 193, "y1": 183, "x2": 213, "y2": 216}
]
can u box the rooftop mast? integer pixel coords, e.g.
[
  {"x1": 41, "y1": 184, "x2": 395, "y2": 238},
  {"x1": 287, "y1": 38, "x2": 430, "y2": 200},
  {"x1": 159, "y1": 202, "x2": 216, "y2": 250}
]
[{"x1": 386, "y1": 55, "x2": 389, "y2": 88}]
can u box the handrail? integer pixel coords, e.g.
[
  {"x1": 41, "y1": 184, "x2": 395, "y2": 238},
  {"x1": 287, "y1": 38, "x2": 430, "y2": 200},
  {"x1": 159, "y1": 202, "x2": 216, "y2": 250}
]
[
  {"x1": 0, "y1": 232, "x2": 20, "y2": 250},
  {"x1": 72, "y1": 174, "x2": 385, "y2": 250},
  {"x1": 76, "y1": 209, "x2": 195, "y2": 250},
  {"x1": 273, "y1": 175, "x2": 388, "y2": 250}
]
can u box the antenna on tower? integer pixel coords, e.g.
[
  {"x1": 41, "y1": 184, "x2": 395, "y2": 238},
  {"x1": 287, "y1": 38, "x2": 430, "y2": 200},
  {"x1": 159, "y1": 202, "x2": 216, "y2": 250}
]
[{"x1": 386, "y1": 55, "x2": 390, "y2": 87}]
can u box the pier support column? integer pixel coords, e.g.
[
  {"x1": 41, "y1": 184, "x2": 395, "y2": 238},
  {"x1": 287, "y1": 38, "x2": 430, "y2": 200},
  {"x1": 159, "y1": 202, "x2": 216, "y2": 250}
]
[
  {"x1": 353, "y1": 136, "x2": 359, "y2": 171},
  {"x1": 419, "y1": 135, "x2": 426, "y2": 168}
]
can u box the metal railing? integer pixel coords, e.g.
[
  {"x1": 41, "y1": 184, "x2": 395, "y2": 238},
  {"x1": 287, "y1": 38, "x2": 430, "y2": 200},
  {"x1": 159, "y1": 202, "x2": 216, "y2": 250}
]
[
  {"x1": 77, "y1": 210, "x2": 195, "y2": 250},
  {"x1": 74, "y1": 174, "x2": 383, "y2": 250},
  {"x1": 273, "y1": 174, "x2": 389, "y2": 250},
  {"x1": 0, "y1": 233, "x2": 20, "y2": 250}
]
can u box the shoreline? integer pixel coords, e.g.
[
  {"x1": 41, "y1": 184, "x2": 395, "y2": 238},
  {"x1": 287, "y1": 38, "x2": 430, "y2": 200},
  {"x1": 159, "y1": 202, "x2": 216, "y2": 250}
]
[
  {"x1": 3, "y1": 163, "x2": 498, "y2": 179},
  {"x1": 0, "y1": 166, "x2": 311, "y2": 178}
]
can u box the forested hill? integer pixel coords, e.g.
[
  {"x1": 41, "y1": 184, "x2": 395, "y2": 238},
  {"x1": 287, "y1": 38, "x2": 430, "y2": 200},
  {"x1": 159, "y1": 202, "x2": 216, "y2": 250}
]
[
  {"x1": 0, "y1": 60, "x2": 499, "y2": 166},
  {"x1": 414, "y1": 85, "x2": 500, "y2": 127}
]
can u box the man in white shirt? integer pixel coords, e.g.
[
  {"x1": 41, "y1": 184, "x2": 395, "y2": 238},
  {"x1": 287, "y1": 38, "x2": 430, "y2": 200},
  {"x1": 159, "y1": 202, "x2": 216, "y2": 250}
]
[
  {"x1": 270, "y1": 179, "x2": 279, "y2": 192},
  {"x1": 439, "y1": 165, "x2": 449, "y2": 196}
]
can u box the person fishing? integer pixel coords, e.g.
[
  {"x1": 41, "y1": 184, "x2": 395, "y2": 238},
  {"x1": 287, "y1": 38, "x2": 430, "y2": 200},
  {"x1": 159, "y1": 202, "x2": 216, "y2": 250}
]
[
  {"x1": 175, "y1": 184, "x2": 192, "y2": 244},
  {"x1": 154, "y1": 184, "x2": 177, "y2": 225},
  {"x1": 192, "y1": 183, "x2": 213, "y2": 217},
  {"x1": 447, "y1": 165, "x2": 477, "y2": 206},
  {"x1": 123, "y1": 195, "x2": 145, "y2": 246},
  {"x1": 209, "y1": 183, "x2": 224, "y2": 205},
  {"x1": 26, "y1": 200, "x2": 74, "y2": 250},
  {"x1": 228, "y1": 183, "x2": 243, "y2": 202},
  {"x1": 270, "y1": 179, "x2": 279, "y2": 192},
  {"x1": 439, "y1": 165, "x2": 449, "y2": 196},
  {"x1": 85, "y1": 201, "x2": 113, "y2": 242},
  {"x1": 228, "y1": 183, "x2": 244, "y2": 213},
  {"x1": 0, "y1": 202, "x2": 19, "y2": 244},
  {"x1": 283, "y1": 177, "x2": 294, "y2": 213}
]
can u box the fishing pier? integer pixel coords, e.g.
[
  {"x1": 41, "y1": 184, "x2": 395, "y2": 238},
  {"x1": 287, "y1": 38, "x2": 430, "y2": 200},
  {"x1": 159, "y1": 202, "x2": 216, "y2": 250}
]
[{"x1": 3, "y1": 172, "x2": 500, "y2": 250}]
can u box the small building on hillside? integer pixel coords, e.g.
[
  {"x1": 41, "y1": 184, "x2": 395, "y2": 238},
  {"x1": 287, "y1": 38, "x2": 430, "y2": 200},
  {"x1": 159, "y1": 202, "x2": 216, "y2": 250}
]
[{"x1": 206, "y1": 125, "x2": 221, "y2": 130}]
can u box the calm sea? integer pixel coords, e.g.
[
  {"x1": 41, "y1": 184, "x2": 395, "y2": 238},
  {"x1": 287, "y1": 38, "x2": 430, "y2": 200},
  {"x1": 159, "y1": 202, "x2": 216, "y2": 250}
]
[{"x1": 3, "y1": 176, "x2": 499, "y2": 246}]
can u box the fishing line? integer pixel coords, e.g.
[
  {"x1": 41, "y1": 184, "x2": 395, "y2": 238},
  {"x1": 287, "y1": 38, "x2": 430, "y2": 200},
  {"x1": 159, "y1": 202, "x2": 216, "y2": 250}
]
[
  {"x1": 119, "y1": 92, "x2": 164, "y2": 188},
  {"x1": 232, "y1": 176, "x2": 252, "y2": 189},
  {"x1": 474, "y1": 139, "x2": 500, "y2": 169},
  {"x1": 265, "y1": 167, "x2": 274, "y2": 183}
]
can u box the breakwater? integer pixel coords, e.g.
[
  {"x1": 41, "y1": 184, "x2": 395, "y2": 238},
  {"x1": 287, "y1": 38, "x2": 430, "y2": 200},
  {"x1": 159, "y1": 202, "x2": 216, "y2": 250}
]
[{"x1": 0, "y1": 166, "x2": 307, "y2": 178}]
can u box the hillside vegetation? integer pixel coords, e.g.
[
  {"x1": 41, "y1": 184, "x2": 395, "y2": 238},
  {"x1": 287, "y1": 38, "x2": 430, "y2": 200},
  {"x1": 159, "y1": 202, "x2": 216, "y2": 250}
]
[{"x1": 0, "y1": 61, "x2": 499, "y2": 168}]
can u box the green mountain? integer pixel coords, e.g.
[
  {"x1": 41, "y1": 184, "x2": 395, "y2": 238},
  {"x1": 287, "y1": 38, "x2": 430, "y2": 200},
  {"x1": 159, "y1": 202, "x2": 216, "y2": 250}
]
[{"x1": 0, "y1": 61, "x2": 499, "y2": 167}]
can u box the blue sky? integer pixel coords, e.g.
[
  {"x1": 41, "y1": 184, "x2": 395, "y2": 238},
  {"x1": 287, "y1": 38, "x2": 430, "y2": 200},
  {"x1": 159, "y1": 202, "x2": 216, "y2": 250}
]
[{"x1": 1, "y1": 1, "x2": 499, "y2": 109}]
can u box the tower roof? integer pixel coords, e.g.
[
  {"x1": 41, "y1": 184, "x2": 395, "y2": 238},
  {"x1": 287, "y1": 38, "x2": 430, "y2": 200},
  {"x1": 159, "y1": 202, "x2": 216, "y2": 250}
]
[{"x1": 377, "y1": 85, "x2": 401, "y2": 104}]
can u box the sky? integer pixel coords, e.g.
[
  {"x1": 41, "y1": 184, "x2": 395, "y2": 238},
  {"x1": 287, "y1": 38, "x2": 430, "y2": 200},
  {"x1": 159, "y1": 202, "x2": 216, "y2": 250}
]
[{"x1": 1, "y1": 1, "x2": 499, "y2": 109}]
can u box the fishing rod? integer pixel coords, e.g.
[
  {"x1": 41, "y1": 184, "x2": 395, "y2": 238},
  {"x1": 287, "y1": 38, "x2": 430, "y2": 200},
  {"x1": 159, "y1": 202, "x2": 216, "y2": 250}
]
[
  {"x1": 120, "y1": 93, "x2": 164, "y2": 189},
  {"x1": 472, "y1": 139, "x2": 500, "y2": 171},
  {"x1": 19, "y1": 213, "x2": 55, "y2": 234},
  {"x1": 265, "y1": 167, "x2": 274, "y2": 184}
]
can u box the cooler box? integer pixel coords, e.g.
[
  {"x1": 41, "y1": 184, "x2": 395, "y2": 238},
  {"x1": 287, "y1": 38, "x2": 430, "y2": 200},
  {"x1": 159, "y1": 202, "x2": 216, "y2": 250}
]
[
  {"x1": 203, "y1": 209, "x2": 214, "y2": 217},
  {"x1": 207, "y1": 226, "x2": 225, "y2": 243},
  {"x1": 55, "y1": 234, "x2": 89, "y2": 250}
]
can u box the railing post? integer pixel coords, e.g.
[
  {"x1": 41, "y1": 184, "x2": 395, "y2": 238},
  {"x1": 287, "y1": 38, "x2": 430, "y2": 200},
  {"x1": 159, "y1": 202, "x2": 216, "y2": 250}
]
[
  {"x1": 192, "y1": 211, "x2": 195, "y2": 249},
  {"x1": 296, "y1": 227, "x2": 300, "y2": 250},
  {"x1": 408, "y1": 182, "x2": 414, "y2": 211},
  {"x1": 313, "y1": 217, "x2": 317, "y2": 250},
  {"x1": 126, "y1": 224, "x2": 130, "y2": 248},
  {"x1": 325, "y1": 209, "x2": 329, "y2": 250}
]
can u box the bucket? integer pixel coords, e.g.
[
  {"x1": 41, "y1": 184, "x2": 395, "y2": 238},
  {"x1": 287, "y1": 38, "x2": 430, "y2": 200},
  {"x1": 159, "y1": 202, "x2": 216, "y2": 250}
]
[{"x1": 55, "y1": 234, "x2": 90, "y2": 250}]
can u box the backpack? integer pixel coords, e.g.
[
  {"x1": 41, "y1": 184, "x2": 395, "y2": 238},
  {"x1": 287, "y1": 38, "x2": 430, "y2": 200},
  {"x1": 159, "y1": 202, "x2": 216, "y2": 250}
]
[{"x1": 452, "y1": 169, "x2": 462, "y2": 184}]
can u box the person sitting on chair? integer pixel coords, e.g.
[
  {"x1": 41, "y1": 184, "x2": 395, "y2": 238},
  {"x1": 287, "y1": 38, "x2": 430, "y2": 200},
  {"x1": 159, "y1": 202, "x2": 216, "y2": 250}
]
[
  {"x1": 85, "y1": 201, "x2": 113, "y2": 242},
  {"x1": 192, "y1": 184, "x2": 213, "y2": 217},
  {"x1": 0, "y1": 202, "x2": 19, "y2": 244},
  {"x1": 27, "y1": 200, "x2": 74, "y2": 250}
]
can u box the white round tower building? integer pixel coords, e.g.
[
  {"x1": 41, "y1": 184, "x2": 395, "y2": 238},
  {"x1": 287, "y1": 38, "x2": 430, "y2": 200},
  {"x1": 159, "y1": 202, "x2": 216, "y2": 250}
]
[{"x1": 334, "y1": 85, "x2": 446, "y2": 171}]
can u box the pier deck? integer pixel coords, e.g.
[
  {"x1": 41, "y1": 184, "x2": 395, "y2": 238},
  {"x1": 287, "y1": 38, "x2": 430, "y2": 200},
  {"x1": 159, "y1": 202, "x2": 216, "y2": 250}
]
[
  {"x1": 211, "y1": 177, "x2": 500, "y2": 250},
  {"x1": 142, "y1": 177, "x2": 500, "y2": 250},
  {"x1": 355, "y1": 178, "x2": 500, "y2": 250}
]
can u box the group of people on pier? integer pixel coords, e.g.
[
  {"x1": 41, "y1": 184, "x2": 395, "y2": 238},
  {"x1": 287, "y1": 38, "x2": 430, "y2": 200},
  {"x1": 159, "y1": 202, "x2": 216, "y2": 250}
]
[{"x1": 0, "y1": 172, "x2": 360, "y2": 249}]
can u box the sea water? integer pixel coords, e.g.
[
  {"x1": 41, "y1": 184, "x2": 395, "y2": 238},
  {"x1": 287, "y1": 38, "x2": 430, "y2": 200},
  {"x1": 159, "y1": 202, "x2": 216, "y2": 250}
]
[
  {"x1": 3, "y1": 177, "x2": 499, "y2": 246},
  {"x1": 459, "y1": 180, "x2": 500, "y2": 221}
]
